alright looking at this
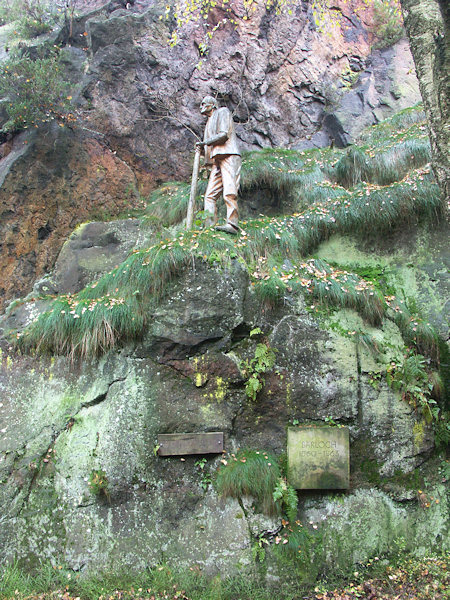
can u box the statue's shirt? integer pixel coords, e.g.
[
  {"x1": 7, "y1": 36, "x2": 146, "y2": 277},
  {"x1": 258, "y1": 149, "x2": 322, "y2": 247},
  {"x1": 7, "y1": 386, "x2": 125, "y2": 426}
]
[{"x1": 204, "y1": 107, "x2": 240, "y2": 165}]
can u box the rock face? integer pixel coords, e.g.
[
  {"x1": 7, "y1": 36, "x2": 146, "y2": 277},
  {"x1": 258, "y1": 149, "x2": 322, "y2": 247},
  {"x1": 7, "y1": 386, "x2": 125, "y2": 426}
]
[
  {"x1": 0, "y1": 0, "x2": 421, "y2": 309},
  {"x1": 77, "y1": 0, "x2": 420, "y2": 174},
  {"x1": 0, "y1": 219, "x2": 448, "y2": 575},
  {"x1": 0, "y1": 0, "x2": 444, "y2": 580},
  {"x1": 0, "y1": 123, "x2": 142, "y2": 312}
]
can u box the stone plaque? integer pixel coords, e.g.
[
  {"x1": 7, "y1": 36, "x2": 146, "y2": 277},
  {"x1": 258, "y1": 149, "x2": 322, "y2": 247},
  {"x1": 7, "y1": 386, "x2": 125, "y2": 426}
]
[
  {"x1": 157, "y1": 432, "x2": 224, "y2": 456},
  {"x1": 288, "y1": 426, "x2": 349, "y2": 489}
]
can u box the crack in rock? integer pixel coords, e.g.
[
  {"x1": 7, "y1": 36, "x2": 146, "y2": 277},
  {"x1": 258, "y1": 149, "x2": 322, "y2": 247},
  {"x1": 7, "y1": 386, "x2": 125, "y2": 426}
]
[{"x1": 13, "y1": 372, "x2": 130, "y2": 516}]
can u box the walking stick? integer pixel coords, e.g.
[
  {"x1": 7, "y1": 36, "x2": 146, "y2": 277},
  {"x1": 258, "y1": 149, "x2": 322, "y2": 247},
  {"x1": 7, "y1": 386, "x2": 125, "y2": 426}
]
[{"x1": 186, "y1": 146, "x2": 201, "y2": 229}]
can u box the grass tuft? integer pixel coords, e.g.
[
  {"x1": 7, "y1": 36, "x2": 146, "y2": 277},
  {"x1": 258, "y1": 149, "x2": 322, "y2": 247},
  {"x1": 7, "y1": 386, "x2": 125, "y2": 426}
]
[
  {"x1": 144, "y1": 181, "x2": 207, "y2": 227},
  {"x1": 334, "y1": 147, "x2": 371, "y2": 188},
  {"x1": 215, "y1": 449, "x2": 281, "y2": 516}
]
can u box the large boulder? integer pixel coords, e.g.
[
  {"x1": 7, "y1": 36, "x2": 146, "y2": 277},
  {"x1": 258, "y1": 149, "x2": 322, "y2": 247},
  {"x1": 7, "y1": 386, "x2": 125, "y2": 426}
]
[{"x1": 0, "y1": 247, "x2": 446, "y2": 574}]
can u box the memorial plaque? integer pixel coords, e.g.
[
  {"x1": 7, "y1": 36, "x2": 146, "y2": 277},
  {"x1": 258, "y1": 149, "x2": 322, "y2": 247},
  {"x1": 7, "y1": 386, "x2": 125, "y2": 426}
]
[
  {"x1": 287, "y1": 426, "x2": 349, "y2": 489},
  {"x1": 157, "y1": 432, "x2": 224, "y2": 456}
]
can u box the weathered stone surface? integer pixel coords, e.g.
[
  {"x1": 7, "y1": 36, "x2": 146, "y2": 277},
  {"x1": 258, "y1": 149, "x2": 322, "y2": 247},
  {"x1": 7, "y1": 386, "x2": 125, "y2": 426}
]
[
  {"x1": 138, "y1": 260, "x2": 250, "y2": 359},
  {"x1": 301, "y1": 484, "x2": 449, "y2": 575},
  {"x1": 0, "y1": 124, "x2": 142, "y2": 312},
  {"x1": 77, "y1": 1, "x2": 420, "y2": 172},
  {"x1": 0, "y1": 350, "x2": 250, "y2": 574},
  {"x1": 325, "y1": 40, "x2": 421, "y2": 144},
  {"x1": 0, "y1": 241, "x2": 446, "y2": 574},
  {"x1": 51, "y1": 219, "x2": 150, "y2": 295},
  {"x1": 316, "y1": 221, "x2": 450, "y2": 339}
]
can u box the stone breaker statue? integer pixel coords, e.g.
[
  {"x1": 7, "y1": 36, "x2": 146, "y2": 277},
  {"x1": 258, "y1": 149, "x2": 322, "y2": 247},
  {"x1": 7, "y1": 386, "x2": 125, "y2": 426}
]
[{"x1": 196, "y1": 96, "x2": 241, "y2": 234}]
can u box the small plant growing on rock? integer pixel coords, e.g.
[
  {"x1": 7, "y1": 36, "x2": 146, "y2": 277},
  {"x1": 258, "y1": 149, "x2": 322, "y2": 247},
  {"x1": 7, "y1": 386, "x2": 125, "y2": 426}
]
[
  {"x1": 240, "y1": 328, "x2": 277, "y2": 401},
  {"x1": 272, "y1": 477, "x2": 298, "y2": 523},
  {"x1": 386, "y1": 351, "x2": 442, "y2": 421},
  {"x1": 370, "y1": 0, "x2": 404, "y2": 49},
  {"x1": 215, "y1": 448, "x2": 297, "y2": 522},
  {"x1": 0, "y1": 47, "x2": 72, "y2": 133},
  {"x1": 88, "y1": 468, "x2": 110, "y2": 501},
  {"x1": 195, "y1": 457, "x2": 212, "y2": 492}
]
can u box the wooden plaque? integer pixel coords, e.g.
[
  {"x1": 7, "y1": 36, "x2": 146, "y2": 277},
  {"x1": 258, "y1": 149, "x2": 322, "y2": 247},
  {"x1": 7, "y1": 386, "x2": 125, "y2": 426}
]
[{"x1": 157, "y1": 432, "x2": 224, "y2": 456}]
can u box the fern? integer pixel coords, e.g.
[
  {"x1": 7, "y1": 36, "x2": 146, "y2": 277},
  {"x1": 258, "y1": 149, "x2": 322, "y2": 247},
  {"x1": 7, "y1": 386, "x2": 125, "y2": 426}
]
[
  {"x1": 240, "y1": 331, "x2": 277, "y2": 401},
  {"x1": 273, "y1": 477, "x2": 298, "y2": 523},
  {"x1": 386, "y1": 352, "x2": 440, "y2": 420}
]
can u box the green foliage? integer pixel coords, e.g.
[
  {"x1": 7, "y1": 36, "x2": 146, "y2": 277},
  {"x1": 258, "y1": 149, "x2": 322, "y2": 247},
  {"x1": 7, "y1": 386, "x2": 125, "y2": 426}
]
[
  {"x1": 272, "y1": 477, "x2": 298, "y2": 522},
  {"x1": 370, "y1": 0, "x2": 404, "y2": 49},
  {"x1": 274, "y1": 521, "x2": 317, "y2": 560},
  {"x1": 332, "y1": 138, "x2": 431, "y2": 188},
  {"x1": 386, "y1": 297, "x2": 440, "y2": 361},
  {"x1": 386, "y1": 351, "x2": 441, "y2": 420},
  {"x1": 241, "y1": 147, "x2": 323, "y2": 199},
  {"x1": 340, "y1": 66, "x2": 360, "y2": 89},
  {"x1": 17, "y1": 293, "x2": 144, "y2": 358},
  {"x1": 0, "y1": 47, "x2": 72, "y2": 133},
  {"x1": 370, "y1": 138, "x2": 431, "y2": 185},
  {"x1": 254, "y1": 257, "x2": 385, "y2": 326},
  {"x1": 240, "y1": 329, "x2": 277, "y2": 401},
  {"x1": 0, "y1": 0, "x2": 56, "y2": 34},
  {"x1": 144, "y1": 181, "x2": 207, "y2": 227},
  {"x1": 215, "y1": 449, "x2": 281, "y2": 516},
  {"x1": 195, "y1": 458, "x2": 212, "y2": 491},
  {"x1": 251, "y1": 533, "x2": 269, "y2": 563},
  {"x1": 359, "y1": 104, "x2": 425, "y2": 145},
  {"x1": 88, "y1": 468, "x2": 110, "y2": 500},
  {"x1": 216, "y1": 448, "x2": 298, "y2": 526},
  {"x1": 2, "y1": 553, "x2": 449, "y2": 600},
  {"x1": 334, "y1": 147, "x2": 371, "y2": 187}
]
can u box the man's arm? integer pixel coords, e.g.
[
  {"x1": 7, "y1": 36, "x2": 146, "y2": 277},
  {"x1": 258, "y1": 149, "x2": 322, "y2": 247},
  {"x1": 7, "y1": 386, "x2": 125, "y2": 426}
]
[
  {"x1": 196, "y1": 108, "x2": 231, "y2": 149},
  {"x1": 196, "y1": 131, "x2": 228, "y2": 150}
]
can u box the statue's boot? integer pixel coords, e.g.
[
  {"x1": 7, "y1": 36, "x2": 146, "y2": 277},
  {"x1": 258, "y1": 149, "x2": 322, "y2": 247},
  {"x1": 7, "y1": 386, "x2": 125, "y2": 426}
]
[
  {"x1": 215, "y1": 223, "x2": 239, "y2": 234},
  {"x1": 216, "y1": 193, "x2": 239, "y2": 233}
]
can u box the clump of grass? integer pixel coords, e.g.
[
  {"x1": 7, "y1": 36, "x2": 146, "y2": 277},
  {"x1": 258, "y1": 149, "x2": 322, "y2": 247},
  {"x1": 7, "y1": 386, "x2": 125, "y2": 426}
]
[
  {"x1": 240, "y1": 148, "x2": 322, "y2": 196},
  {"x1": 334, "y1": 147, "x2": 371, "y2": 187},
  {"x1": 332, "y1": 139, "x2": 431, "y2": 188},
  {"x1": 359, "y1": 104, "x2": 426, "y2": 145},
  {"x1": 251, "y1": 258, "x2": 384, "y2": 326},
  {"x1": 17, "y1": 293, "x2": 145, "y2": 358},
  {"x1": 385, "y1": 296, "x2": 440, "y2": 362},
  {"x1": 215, "y1": 449, "x2": 281, "y2": 516},
  {"x1": 0, "y1": 561, "x2": 273, "y2": 600},
  {"x1": 144, "y1": 181, "x2": 207, "y2": 227},
  {"x1": 274, "y1": 521, "x2": 316, "y2": 561},
  {"x1": 88, "y1": 468, "x2": 110, "y2": 501},
  {"x1": 370, "y1": 138, "x2": 431, "y2": 185}
]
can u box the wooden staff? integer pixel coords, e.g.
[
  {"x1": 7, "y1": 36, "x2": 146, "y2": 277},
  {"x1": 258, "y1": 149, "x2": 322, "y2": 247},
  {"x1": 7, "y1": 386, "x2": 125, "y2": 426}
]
[{"x1": 186, "y1": 146, "x2": 201, "y2": 229}]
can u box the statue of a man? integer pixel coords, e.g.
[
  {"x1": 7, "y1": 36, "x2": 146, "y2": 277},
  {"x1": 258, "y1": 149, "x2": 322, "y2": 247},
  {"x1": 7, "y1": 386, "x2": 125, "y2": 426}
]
[{"x1": 196, "y1": 96, "x2": 241, "y2": 234}]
